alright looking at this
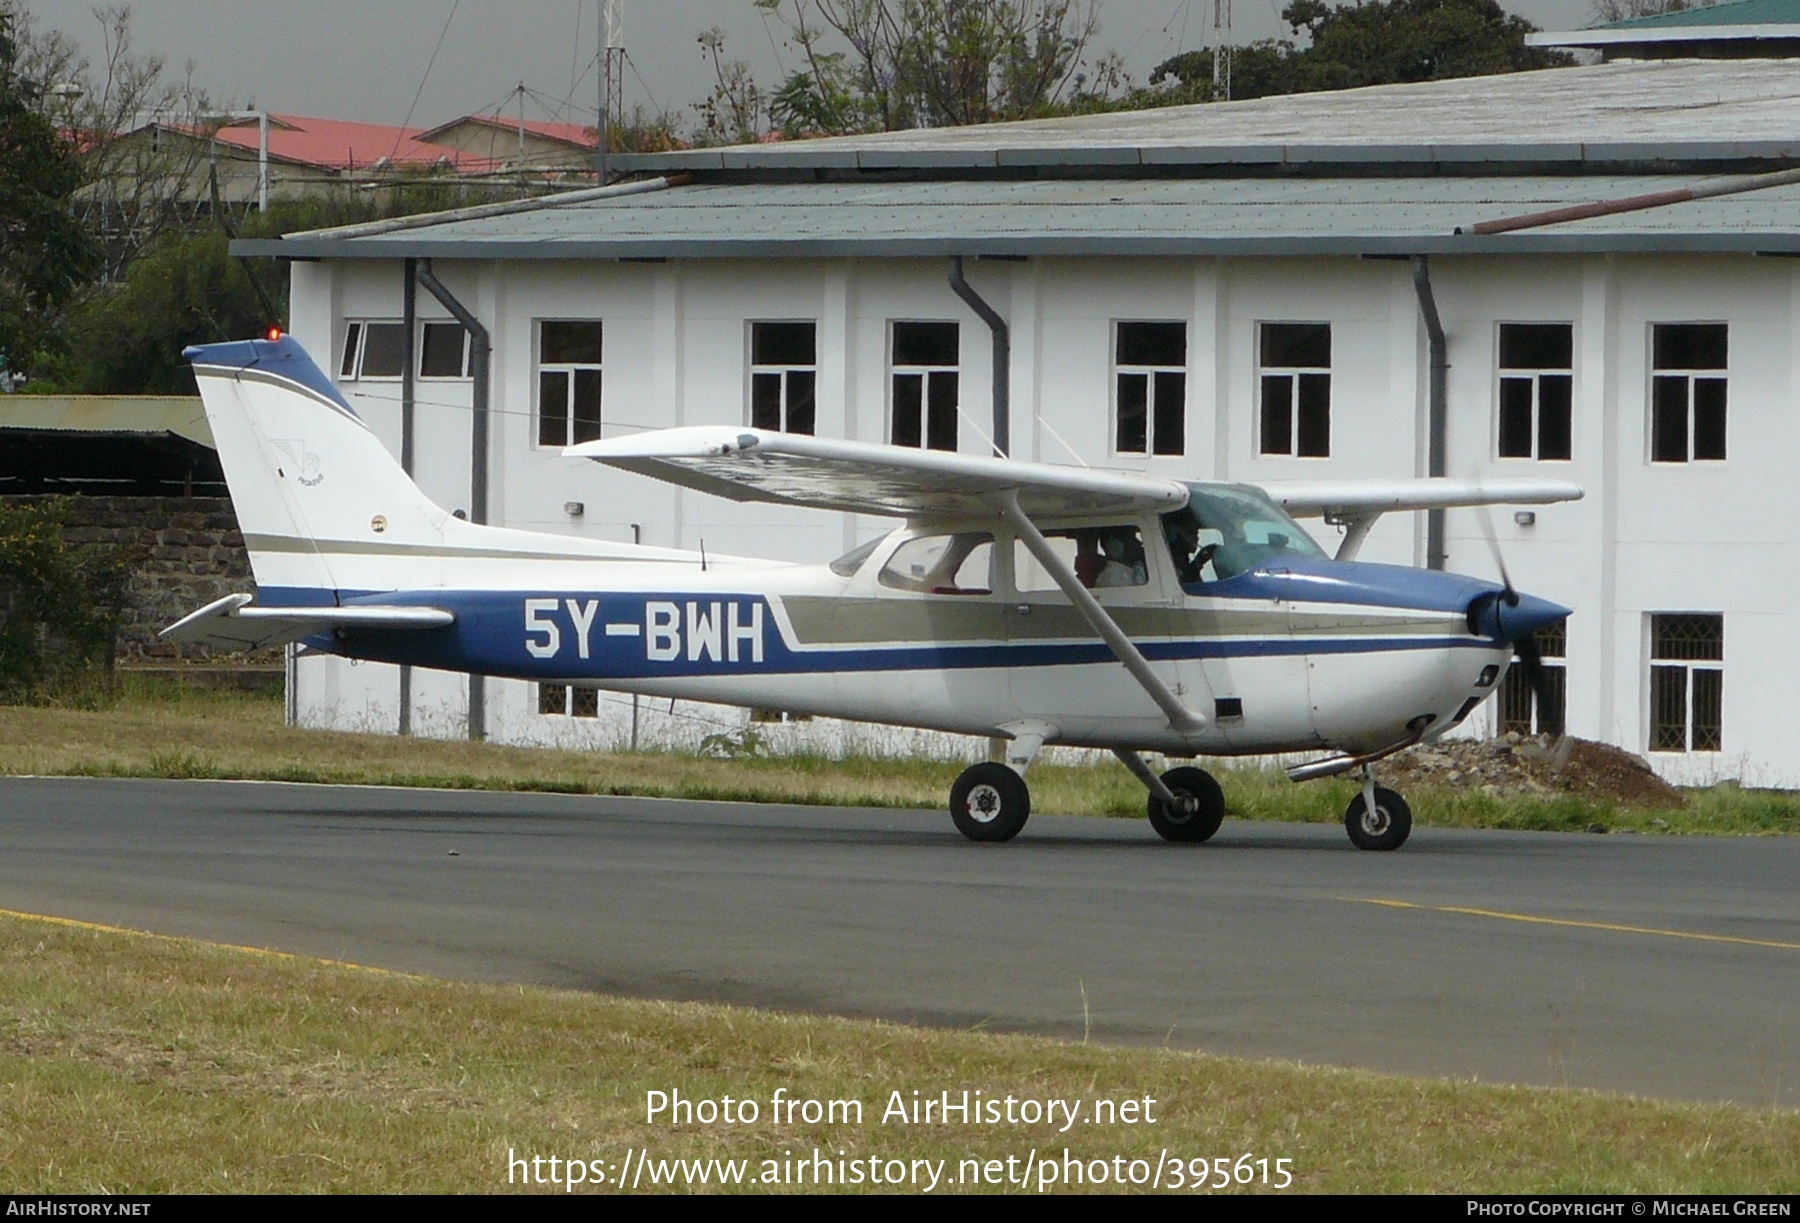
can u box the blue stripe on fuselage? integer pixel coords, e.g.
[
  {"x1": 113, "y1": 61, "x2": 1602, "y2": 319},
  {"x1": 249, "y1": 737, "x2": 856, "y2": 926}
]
[{"x1": 309, "y1": 588, "x2": 1495, "y2": 682}]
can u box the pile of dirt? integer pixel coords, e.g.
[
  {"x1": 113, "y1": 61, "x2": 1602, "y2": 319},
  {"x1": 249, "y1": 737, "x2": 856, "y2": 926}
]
[{"x1": 1380, "y1": 734, "x2": 1688, "y2": 809}]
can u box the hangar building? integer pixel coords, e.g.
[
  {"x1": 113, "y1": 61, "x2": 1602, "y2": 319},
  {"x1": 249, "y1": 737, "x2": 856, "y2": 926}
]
[{"x1": 240, "y1": 59, "x2": 1800, "y2": 784}]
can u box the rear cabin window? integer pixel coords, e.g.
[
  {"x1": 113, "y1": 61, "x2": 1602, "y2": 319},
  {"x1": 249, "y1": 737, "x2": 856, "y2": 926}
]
[{"x1": 878, "y1": 533, "x2": 994, "y2": 595}]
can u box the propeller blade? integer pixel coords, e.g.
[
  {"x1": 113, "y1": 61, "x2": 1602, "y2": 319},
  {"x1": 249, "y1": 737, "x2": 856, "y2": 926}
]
[
  {"x1": 1514, "y1": 628, "x2": 1551, "y2": 716},
  {"x1": 1472, "y1": 500, "x2": 1518, "y2": 606}
]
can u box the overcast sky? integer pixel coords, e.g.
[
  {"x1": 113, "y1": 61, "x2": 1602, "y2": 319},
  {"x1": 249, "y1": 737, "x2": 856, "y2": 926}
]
[{"x1": 20, "y1": 0, "x2": 1603, "y2": 128}]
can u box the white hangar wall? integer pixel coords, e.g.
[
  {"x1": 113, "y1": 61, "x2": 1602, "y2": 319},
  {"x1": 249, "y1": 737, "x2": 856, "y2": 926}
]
[{"x1": 282, "y1": 250, "x2": 1794, "y2": 785}]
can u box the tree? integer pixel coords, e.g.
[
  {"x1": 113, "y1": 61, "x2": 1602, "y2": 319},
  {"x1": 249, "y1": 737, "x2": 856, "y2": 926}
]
[
  {"x1": 0, "y1": 6, "x2": 101, "y2": 380},
  {"x1": 17, "y1": 5, "x2": 217, "y2": 279},
  {"x1": 1589, "y1": 0, "x2": 1716, "y2": 22},
  {"x1": 744, "y1": 0, "x2": 1108, "y2": 138},
  {"x1": 1147, "y1": 0, "x2": 1571, "y2": 104}
]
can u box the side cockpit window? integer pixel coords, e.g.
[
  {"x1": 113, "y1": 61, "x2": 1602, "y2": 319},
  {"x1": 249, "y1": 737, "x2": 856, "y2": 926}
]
[
  {"x1": 1013, "y1": 526, "x2": 1148, "y2": 592},
  {"x1": 878, "y1": 533, "x2": 995, "y2": 596}
]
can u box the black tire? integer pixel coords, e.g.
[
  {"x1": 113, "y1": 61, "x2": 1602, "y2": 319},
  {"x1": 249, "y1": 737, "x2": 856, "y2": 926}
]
[
  {"x1": 1345, "y1": 786, "x2": 1412, "y2": 851},
  {"x1": 1147, "y1": 765, "x2": 1226, "y2": 843},
  {"x1": 949, "y1": 762, "x2": 1030, "y2": 843}
]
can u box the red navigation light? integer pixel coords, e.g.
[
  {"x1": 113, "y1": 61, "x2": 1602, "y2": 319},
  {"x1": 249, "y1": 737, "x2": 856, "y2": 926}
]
[{"x1": 265, "y1": 326, "x2": 282, "y2": 342}]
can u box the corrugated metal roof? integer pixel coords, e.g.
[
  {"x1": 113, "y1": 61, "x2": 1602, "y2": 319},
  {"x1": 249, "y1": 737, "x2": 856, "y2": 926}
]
[
  {"x1": 0, "y1": 397, "x2": 212, "y2": 447},
  {"x1": 235, "y1": 174, "x2": 1800, "y2": 261},
  {"x1": 1598, "y1": 0, "x2": 1800, "y2": 30},
  {"x1": 605, "y1": 60, "x2": 1800, "y2": 175}
]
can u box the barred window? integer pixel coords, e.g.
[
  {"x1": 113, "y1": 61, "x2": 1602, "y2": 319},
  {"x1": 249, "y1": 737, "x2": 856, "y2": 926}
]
[
  {"x1": 538, "y1": 684, "x2": 599, "y2": 718},
  {"x1": 1649, "y1": 614, "x2": 1722, "y2": 753},
  {"x1": 1499, "y1": 622, "x2": 1567, "y2": 737}
]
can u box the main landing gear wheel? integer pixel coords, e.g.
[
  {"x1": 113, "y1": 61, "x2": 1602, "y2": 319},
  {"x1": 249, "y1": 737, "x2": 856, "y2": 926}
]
[
  {"x1": 1147, "y1": 766, "x2": 1225, "y2": 843},
  {"x1": 1345, "y1": 786, "x2": 1412, "y2": 851},
  {"x1": 950, "y1": 762, "x2": 1030, "y2": 843}
]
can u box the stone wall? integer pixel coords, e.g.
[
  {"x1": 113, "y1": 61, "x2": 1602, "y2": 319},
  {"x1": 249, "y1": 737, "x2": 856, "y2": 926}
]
[{"x1": 1, "y1": 495, "x2": 255, "y2": 662}]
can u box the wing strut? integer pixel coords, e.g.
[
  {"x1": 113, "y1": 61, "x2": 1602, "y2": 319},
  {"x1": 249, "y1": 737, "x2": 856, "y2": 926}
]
[{"x1": 999, "y1": 495, "x2": 1207, "y2": 738}]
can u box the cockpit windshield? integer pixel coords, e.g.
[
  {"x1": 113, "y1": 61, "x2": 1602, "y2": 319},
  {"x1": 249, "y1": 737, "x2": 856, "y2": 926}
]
[{"x1": 1161, "y1": 483, "x2": 1326, "y2": 583}]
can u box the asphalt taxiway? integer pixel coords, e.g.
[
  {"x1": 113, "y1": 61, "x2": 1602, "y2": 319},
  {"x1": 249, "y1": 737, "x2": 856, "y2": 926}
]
[{"x1": 0, "y1": 776, "x2": 1794, "y2": 1106}]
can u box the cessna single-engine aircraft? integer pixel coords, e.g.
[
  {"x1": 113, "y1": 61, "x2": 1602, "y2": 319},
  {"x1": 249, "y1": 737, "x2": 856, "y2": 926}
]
[{"x1": 167, "y1": 335, "x2": 1578, "y2": 850}]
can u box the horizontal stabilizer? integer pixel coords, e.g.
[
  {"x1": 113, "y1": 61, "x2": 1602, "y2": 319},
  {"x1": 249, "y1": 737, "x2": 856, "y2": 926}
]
[
  {"x1": 160, "y1": 593, "x2": 454, "y2": 651},
  {"x1": 1258, "y1": 478, "x2": 1584, "y2": 519},
  {"x1": 567, "y1": 427, "x2": 1189, "y2": 520}
]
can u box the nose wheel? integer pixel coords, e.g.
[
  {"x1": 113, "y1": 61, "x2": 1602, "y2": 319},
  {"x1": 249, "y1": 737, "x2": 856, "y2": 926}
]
[{"x1": 1344, "y1": 767, "x2": 1411, "y2": 851}]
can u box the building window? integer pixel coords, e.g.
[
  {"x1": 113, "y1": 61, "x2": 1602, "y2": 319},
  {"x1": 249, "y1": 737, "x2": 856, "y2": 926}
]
[
  {"x1": 1651, "y1": 324, "x2": 1727, "y2": 463},
  {"x1": 538, "y1": 320, "x2": 603, "y2": 447},
  {"x1": 1499, "y1": 622, "x2": 1566, "y2": 736},
  {"x1": 1649, "y1": 614, "x2": 1722, "y2": 752},
  {"x1": 340, "y1": 321, "x2": 405, "y2": 379},
  {"x1": 1497, "y1": 323, "x2": 1572, "y2": 461},
  {"x1": 891, "y1": 321, "x2": 958, "y2": 451},
  {"x1": 539, "y1": 684, "x2": 599, "y2": 718},
  {"x1": 1115, "y1": 322, "x2": 1186, "y2": 456},
  {"x1": 749, "y1": 321, "x2": 816, "y2": 435},
  {"x1": 1259, "y1": 323, "x2": 1331, "y2": 457},
  {"x1": 418, "y1": 321, "x2": 472, "y2": 379}
]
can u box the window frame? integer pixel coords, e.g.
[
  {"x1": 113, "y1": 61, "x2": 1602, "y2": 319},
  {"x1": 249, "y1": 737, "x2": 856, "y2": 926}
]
[
  {"x1": 888, "y1": 320, "x2": 960, "y2": 452},
  {"x1": 747, "y1": 319, "x2": 819, "y2": 436},
  {"x1": 1498, "y1": 622, "x2": 1567, "y2": 737},
  {"x1": 538, "y1": 683, "x2": 599, "y2": 718},
  {"x1": 535, "y1": 319, "x2": 605, "y2": 449},
  {"x1": 1495, "y1": 322, "x2": 1574, "y2": 462},
  {"x1": 1113, "y1": 320, "x2": 1188, "y2": 458},
  {"x1": 339, "y1": 319, "x2": 406, "y2": 381},
  {"x1": 1256, "y1": 321, "x2": 1332, "y2": 459},
  {"x1": 1646, "y1": 613, "x2": 1723, "y2": 754},
  {"x1": 1648, "y1": 322, "x2": 1728, "y2": 465},
  {"x1": 417, "y1": 319, "x2": 473, "y2": 381}
]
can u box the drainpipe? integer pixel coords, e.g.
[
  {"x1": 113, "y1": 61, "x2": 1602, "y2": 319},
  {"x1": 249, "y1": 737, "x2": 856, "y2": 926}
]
[
  {"x1": 398, "y1": 259, "x2": 416, "y2": 737},
  {"x1": 1412, "y1": 255, "x2": 1448, "y2": 571},
  {"x1": 414, "y1": 258, "x2": 491, "y2": 740},
  {"x1": 948, "y1": 256, "x2": 1010, "y2": 457}
]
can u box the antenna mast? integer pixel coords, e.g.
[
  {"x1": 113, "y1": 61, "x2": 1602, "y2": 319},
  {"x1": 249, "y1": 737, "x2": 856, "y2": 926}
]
[
  {"x1": 598, "y1": 0, "x2": 623, "y2": 184},
  {"x1": 1212, "y1": 0, "x2": 1232, "y2": 101}
]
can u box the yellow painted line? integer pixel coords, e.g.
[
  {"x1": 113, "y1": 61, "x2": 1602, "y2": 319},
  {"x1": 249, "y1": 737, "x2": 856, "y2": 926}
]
[
  {"x1": 1346, "y1": 897, "x2": 1800, "y2": 952},
  {"x1": 0, "y1": 906, "x2": 423, "y2": 978}
]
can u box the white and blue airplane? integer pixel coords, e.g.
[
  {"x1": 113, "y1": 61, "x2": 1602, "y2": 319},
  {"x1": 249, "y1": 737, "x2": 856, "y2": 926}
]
[{"x1": 165, "y1": 335, "x2": 1578, "y2": 850}]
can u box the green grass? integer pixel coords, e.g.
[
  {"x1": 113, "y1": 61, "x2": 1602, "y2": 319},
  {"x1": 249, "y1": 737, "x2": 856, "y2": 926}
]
[
  {"x1": 0, "y1": 911, "x2": 1794, "y2": 1194},
  {"x1": 1, "y1": 677, "x2": 1797, "y2": 836}
]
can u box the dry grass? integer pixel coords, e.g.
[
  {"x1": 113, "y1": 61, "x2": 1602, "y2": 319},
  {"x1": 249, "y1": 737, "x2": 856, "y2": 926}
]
[
  {"x1": 0, "y1": 912, "x2": 1794, "y2": 1194},
  {"x1": 1, "y1": 682, "x2": 1796, "y2": 836}
]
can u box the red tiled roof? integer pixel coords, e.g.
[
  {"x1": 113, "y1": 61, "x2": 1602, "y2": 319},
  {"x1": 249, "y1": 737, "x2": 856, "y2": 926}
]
[
  {"x1": 418, "y1": 113, "x2": 598, "y2": 151},
  {"x1": 210, "y1": 114, "x2": 505, "y2": 173}
]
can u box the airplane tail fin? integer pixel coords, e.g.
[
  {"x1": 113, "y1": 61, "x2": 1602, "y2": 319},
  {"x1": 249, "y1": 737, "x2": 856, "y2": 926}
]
[{"x1": 185, "y1": 335, "x2": 453, "y2": 602}]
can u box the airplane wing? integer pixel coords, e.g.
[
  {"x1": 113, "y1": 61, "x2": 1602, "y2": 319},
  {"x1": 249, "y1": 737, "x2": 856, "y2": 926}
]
[
  {"x1": 1256, "y1": 478, "x2": 1583, "y2": 519},
  {"x1": 161, "y1": 594, "x2": 455, "y2": 651},
  {"x1": 565, "y1": 427, "x2": 1188, "y2": 519}
]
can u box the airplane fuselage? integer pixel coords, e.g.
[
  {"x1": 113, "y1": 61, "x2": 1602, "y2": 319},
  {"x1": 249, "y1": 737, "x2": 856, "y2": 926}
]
[{"x1": 312, "y1": 541, "x2": 1524, "y2": 757}]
